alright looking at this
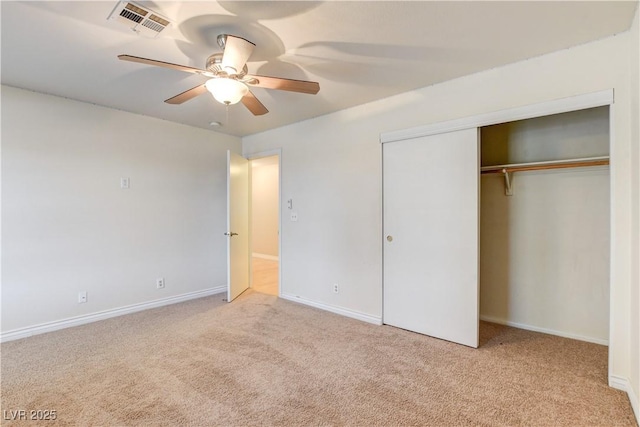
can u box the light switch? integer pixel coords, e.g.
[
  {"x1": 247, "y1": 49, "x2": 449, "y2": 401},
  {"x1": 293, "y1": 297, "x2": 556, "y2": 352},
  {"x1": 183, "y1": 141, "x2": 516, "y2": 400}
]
[{"x1": 290, "y1": 212, "x2": 298, "y2": 222}]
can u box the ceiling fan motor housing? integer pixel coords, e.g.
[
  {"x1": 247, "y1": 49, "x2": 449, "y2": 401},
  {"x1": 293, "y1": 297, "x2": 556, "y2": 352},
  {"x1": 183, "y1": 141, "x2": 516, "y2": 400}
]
[{"x1": 206, "y1": 54, "x2": 248, "y2": 78}]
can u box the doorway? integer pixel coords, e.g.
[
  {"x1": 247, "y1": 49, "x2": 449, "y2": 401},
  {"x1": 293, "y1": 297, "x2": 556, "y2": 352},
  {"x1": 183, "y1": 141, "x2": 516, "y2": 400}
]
[{"x1": 249, "y1": 154, "x2": 280, "y2": 296}]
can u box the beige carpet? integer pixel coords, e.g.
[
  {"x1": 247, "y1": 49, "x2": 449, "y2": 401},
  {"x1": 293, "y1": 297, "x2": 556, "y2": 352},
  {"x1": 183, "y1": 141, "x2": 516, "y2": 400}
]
[{"x1": 1, "y1": 291, "x2": 636, "y2": 426}]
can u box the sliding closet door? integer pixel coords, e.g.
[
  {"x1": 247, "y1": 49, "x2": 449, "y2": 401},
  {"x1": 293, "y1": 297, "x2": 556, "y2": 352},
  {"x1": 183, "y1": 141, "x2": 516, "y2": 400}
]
[{"x1": 383, "y1": 128, "x2": 479, "y2": 348}]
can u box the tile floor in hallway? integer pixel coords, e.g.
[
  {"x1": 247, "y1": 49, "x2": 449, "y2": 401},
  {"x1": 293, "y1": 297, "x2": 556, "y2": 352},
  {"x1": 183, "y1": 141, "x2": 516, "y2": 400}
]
[{"x1": 251, "y1": 257, "x2": 278, "y2": 296}]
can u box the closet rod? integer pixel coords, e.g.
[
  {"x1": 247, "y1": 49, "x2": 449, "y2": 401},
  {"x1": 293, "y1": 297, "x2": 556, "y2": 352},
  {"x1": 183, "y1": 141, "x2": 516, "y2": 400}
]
[{"x1": 480, "y1": 156, "x2": 609, "y2": 174}]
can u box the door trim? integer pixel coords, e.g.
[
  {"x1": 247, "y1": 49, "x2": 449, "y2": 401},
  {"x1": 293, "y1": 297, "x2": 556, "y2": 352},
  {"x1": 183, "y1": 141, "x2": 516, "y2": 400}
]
[{"x1": 380, "y1": 89, "x2": 613, "y2": 143}]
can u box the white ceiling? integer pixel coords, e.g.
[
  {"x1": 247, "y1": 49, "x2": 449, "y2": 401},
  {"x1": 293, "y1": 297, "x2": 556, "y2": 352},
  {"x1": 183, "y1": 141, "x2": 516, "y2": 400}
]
[{"x1": 1, "y1": 1, "x2": 637, "y2": 137}]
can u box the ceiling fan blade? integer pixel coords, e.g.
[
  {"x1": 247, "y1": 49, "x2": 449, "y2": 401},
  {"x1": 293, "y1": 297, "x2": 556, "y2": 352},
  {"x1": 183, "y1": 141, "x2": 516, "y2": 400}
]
[
  {"x1": 244, "y1": 74, "x2": 320, "y2": 94},
  {"x1": 221, "y1": 35, "x2": 255, "y2": 75},
  {"x1": 164, "y1": 84, "x2": 208, "y2": 104},
  {"x1": 241, "y1": 91, "x2": 268, "y2": 116},
  {"x1": 118, "y1": 55, "x2": 211, "y2": 76}
]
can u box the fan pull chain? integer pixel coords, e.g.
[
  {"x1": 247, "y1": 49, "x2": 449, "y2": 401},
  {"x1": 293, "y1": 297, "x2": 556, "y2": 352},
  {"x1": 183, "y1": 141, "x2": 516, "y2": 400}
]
[{"x1": 225, "y1": 104, "x2": 229, "y2": 126}]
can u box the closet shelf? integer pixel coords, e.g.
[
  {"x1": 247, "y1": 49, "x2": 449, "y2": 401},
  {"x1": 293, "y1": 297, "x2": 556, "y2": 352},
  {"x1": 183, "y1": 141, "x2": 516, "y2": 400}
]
[
  {"x1": 480, "y1": 156, "x2": 609, "y2": 196},
  {"x1": 480, "y1": 156, "x2": 609, "y2": 174}
]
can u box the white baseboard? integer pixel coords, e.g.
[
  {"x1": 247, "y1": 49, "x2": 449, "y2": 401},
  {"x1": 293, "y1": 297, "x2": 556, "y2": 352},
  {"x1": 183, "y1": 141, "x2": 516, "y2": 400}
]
[
  {"x1": 610, "y1": 375, "x2": 639, "y2": 422},
  {"x1": 280, "y1": 293, "x2": 382, "y2": 325},
  {"x1": 0, "y1": 285, "x2": 226, "y2": 343},
  {"x1": 252, "y1": 252, "x2": 279, "y2": 261},
  {"x1": 479, "y1": 314, "x2": 609, "y2": 346},
  {"x1": 609, "y1": 375, "x2": 629, "y2": 390}
]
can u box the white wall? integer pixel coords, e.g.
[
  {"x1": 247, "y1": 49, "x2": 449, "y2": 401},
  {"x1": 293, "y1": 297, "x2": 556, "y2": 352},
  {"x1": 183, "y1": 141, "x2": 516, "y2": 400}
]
[
  {"x1": 1, "y1": 86, "x2": 241, "y2": 334},
  {"x1": 245, "y1": 116, "x2": 383, "y2": 319},
  {"x1": 243, "y1": 23, "x2": 638, "y2": 397},
  {"x1": 479, "y1": 108, "x2": 610, "y2": 344},
  {"x1": 251, "y1": 156, "x2": 279, "y2": 258}
]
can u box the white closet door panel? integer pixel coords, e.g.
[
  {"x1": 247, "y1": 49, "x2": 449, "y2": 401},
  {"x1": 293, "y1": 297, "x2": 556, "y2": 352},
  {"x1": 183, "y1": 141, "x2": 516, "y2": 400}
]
[{"x1": 383, "y1": 128, "x2": 479, "y2": 348}]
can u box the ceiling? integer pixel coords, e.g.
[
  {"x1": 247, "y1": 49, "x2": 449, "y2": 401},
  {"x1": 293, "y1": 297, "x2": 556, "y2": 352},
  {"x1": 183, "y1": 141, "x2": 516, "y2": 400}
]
[{"x1": 1, "y1": 1, "x2": 637, "y2": 137}]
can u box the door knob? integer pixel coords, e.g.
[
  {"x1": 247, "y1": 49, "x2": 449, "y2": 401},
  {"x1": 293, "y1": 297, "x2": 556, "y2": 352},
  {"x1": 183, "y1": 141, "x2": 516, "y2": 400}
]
[
  {"x1": 224, "y1": 232, "x2": 238, "y2": 237},
  {"x1": 386, "y1": 235, "x2": 393, "y2": 242}
]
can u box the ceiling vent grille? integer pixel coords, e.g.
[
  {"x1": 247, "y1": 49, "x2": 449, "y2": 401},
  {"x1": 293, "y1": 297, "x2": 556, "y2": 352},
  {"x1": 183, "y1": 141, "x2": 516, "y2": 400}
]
[{"x1": 108, "y1": 1, "x2": 171, "y2": 38}]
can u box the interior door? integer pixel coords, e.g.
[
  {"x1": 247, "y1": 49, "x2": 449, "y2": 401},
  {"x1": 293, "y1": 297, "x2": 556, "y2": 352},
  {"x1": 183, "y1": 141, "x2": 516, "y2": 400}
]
[
  {"x1": 383, "y1": 128, "x2": 480, "y2": 348},
  {"x1": 226, "y1": 150, "x2": 250, "y2": 302}
]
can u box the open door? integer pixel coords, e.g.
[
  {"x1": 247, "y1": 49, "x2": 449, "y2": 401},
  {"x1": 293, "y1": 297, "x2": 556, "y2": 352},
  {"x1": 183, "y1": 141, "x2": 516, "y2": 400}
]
[
  {"x1": 226, "y1": 150, "x2": 250, "y2": 302},
  {"x1": 383, "y1": 128, "x2": 480, "y2": 348}
]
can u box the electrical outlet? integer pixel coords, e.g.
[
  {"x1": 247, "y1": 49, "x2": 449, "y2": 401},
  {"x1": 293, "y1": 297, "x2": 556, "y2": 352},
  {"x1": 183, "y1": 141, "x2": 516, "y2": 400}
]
[
  {"x1": 120, "y1": 177, "x2": 130, "y2": 189},
  {"x1": 78, "y1": 291, "x2": 87, "y2": 303},
  {"x1": 290, "y1": 212, "x2": 298, "y2": 222},
  {"x1": 333, "y1": 284, "x2": 339, "y2": 293},
  {"x1": 156, "y1": 278, "x2": 165, "y2": 289}
]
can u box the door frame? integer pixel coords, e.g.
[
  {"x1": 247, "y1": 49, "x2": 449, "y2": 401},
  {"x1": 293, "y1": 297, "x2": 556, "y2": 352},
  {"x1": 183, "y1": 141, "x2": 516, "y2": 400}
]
[
  {"x1": 380, "y1": 89, "x2": 616, "y2": 378},
  {"x1": 246, "y1": 148, "x2": 282, "y2": 298}
]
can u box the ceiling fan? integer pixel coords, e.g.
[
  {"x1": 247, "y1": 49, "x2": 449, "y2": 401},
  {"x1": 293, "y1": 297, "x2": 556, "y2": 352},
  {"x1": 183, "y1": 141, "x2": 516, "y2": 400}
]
[{"x1": 118, "y1": 34, "x2": 320, "y2": 116}]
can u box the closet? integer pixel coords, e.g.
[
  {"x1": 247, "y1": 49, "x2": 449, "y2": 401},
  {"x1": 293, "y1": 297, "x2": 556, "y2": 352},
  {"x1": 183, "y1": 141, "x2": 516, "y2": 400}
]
[
  {"x1": 382, "y1": 93, "x2": 612, "y2": 349},
  {"x1": 479, "y1": 107, "x2": 610, "y2": 345}
]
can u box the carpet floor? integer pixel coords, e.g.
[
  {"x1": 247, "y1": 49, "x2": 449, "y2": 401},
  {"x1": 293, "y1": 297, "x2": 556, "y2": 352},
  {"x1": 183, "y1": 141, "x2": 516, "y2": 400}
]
[{"x1": 1, "y1": 290, "x2": 636, "y2": 426}]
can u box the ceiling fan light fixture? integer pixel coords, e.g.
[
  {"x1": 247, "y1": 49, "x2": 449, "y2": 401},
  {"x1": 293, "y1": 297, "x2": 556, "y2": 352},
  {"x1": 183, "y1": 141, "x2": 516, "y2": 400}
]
[{"x1": 205, "y1": 78, "x2": 248, "y2": 105}]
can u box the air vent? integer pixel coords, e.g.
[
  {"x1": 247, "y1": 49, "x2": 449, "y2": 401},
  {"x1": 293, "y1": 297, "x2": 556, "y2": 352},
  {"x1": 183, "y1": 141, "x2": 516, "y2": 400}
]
[{"x1": 108, "y1": 1, "x2": 171, "y2": 38}]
